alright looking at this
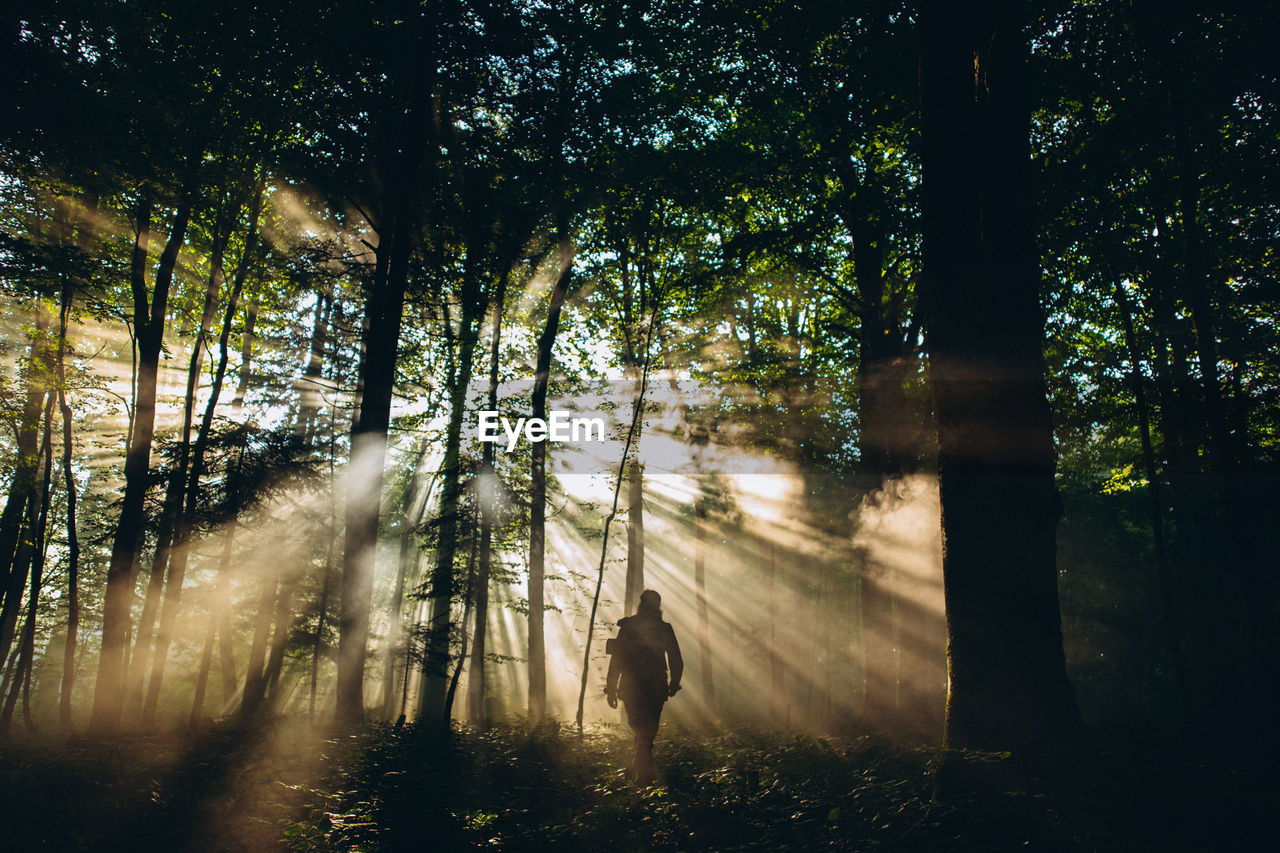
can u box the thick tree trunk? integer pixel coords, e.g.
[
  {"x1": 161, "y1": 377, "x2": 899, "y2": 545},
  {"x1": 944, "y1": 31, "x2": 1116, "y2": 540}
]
[
  {"x1": 92, "y1": 196, "x2": 191, "y2": 733},
  {"x1": 919, "y1": 0, "x2": 1079, "y2": 780}
]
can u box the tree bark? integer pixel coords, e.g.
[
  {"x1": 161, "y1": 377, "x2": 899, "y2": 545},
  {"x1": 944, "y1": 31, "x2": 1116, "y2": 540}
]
[
  {"x1": 528, "y1": 238, "x2": 573, "y2": 722},
  {"x1": 420, "y1": 271, "x2": 484, "y2": 721},
  {"x1": 919, "y1": 0, "x2": 1079, "y2": 781},
  {"x1": 693, "y1": 493, "x2": 715, "y2": 714},
  {"x1": 337, "y1": 201, "x2": 411, "y2": 725},
  {"x1": 381, "y1": 443, "x2": 427, "y2": 719},
  {"x1": 0, "y1": 396, "x2": 53, "y2": 732},
  {"x1": 91, "y1": 195, "x2": 191, "y2": 733},
  {"x1": 468, "y1": 271, "x2": 508, "y2": 724}
]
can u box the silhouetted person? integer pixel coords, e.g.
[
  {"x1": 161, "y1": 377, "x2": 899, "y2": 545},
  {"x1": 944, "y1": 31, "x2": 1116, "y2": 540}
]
[{"x1": 605, "y1": 589, "x2": 683, "y2": 784}]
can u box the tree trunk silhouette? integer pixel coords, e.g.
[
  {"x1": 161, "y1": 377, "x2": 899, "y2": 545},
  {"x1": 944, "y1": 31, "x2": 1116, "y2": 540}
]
[
  {"x1": 420, "y1": 259, "x2": 484, "y2": 722},
  {"x1": 1, "y1": 397, "x2": 53, "y2": 732},
  {"x1": 92, "y1": 195, "x2": 191, "y2": 733},
  {"x1": 337, "y1": 197, "x2": 411, "y2": 725},
  {"x1": 919, "y1": 0, "x2": 1079, "y2": 781},
  {"x1": 468, "y1": 271, "x2": 508, "y2": 724},
  {"x1": 382, "y1": 443, "x2": 427, "y2": 719},
  {"x1": 624, "y1": 457, "x2": 645, "y2": 615},
  {"x1": 528, "y1": 237, "x2": 573, "y2": 722},
  {"x1": 694, "y1": 493, "x2": 715, "y2": 714}
]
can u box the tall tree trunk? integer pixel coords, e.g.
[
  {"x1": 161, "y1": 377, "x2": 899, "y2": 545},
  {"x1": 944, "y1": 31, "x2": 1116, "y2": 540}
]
[
  {"x1": 0, "y1": 299, "x2": 52, "y2": 669},
  {"x1": 766, "y1": 540, "x2": 784, "y2": 725},
  {"x1": 337, "y1": 202, "x2": 411, "y2": 725},
  {"x1": 231, "y1": 291, "x2": 260, "y2": 410},
  {"x1": 0, "y1": 307, "x2": 52, "y2": 601},
  {"x1": 468, "y1": 271, "x2": 508, "y2": 724},
  {"x1": 444, "y1": 513, "x2": 479, "y2": 722},
  {"x1": 693, "y1": 493, "x2": 715, "y2": 714},
  {"x1": 623, "y1": 457, "x2": 645, "y2": 615},
  {"x1": 130, "y1": 227, "x2": 230, "y2": 721},
  {"x1": 313, "y1": 406, "x2": 338, "y2": 719},
  {"x1": 381, "y1": 443, "x2": 427, "y2": 719},
  {"x1": 241, "y1": 572, "x2": 277, "y2": 716},
  {"x1": 575, "y1": 332, "x2": 654, "y2": 732},
  {"x1": 420, "y1": 284, "x2": 483, "y2": 722},
  {"x1": 297, "y1": 292, "x2": 333, "y2": 442},
  {"x1": 92, "y1": 195, "x2": 191, "y2": 733},
  {"x1": 189, "y1": 531, "x2": 233, "y2": 726},
  {"x1": 1, "y1": 397, "x2": 53, "y2": 732},
  {"x1": 919, "y1": 0, "x2": 1079, "y2": 782},
  {"x1": 143, "y1": 181, "x2": 264, "y2": 727},
  {"x1": 528, "y1": 238, "x2": 573, "y2": 722},
  {"x1": 57, "y1": 318, "x2": 81, "y2": 728},
  {"x1": 263, "y1": 575, "x2": 297, "y2": 709},
  {"x1": 1114, "y1": 282, "x2": 1189, "y2": 715}
]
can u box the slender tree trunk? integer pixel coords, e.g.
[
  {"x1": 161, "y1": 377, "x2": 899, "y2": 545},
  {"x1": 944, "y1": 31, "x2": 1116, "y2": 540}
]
[
  {"x1": 130, "y1": 228, "x2": 230, "y2": 722},
  {"x1": 444, "y1": 513, "x2": 479, "y2": 723},
  {"x1": 0, "y1": 302, "x2": 53, "y2": 670},
  {"x1": 92, "y1": 196, "x2": 191, "y2": 733},
  {"x1": 575, "y1": 330, "x2": 654, "y2": 732},
  {"x1": 240, "y1": 570, "x2": 277, "y2": 716},
  {"x1": 1114, "y1": 283, "x2": 1189, "y2": 714},
  {"x1": 1, "y1": 397, "x2": 53, "y2": 732},
  {"x1": 381, "y1": 444, "x2": 427, "y2": 718},
  {"x1": 919, "y1": 0, "x2": 1079, "y2": 781},
  {"x1": 766, "y1": 540, "x2": 784, "y2": 725},
  {"x1": 297, "y1": 293, "x2": 332, "y2": 441},
  {"x1": 313, "y1": 406, "x2": 338, "y2": 719},
  {"x1": 420, "y1": 293, "x2": 482, "y2": 721},
  {"x1": 143, "y1": 183, "x2": 264, "y2": 727},
  {"x1": 529, "y1": 239, "x2": 574, "y2": 721},
  {"x1": 623, "y1": 457, "x2": 644, "y2": 615},
  {"x1": 468, "y1": 271, "x2": 508, "y2": 724},
  {"x1": 189, "y1": 530, "x2": 233, "y2": 726},
  {"x1": 231, "y1": 291, "x2": 260, "y2": 410},
  {"x1": 263, "y1": 575, "x2": 297, "y2": 709},
  {"x1": 0, "y1": 308, "x2": 52, "y2": 601},
  {"x1": 337, "y1": 202, "x2": 411, "y2": 725},
  {"x1": 694, "y1": 493, "x2": 714, "y2": 713},
  {"x1": 57, "y1": 335, "x2": 81, "y2": 727}
]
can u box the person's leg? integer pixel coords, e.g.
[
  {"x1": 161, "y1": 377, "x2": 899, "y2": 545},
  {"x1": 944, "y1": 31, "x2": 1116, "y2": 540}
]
[{"x1": 631, "y1": 696, "x2": 664, "y2": 784}]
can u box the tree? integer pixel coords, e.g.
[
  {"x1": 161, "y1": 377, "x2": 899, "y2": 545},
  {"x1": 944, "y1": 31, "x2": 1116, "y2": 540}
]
[{"x1": 918, "y1": 0, "x2": 1079, "y2": 781}]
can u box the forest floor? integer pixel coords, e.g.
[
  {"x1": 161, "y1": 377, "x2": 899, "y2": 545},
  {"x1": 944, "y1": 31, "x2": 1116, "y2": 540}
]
[{"x1": 0, "y1": 717, "x2": 1273, "y2": 851}]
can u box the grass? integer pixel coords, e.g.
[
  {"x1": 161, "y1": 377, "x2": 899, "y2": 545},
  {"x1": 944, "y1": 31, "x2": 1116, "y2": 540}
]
[{"x1": 0, "y1": 718, "x2": 1272, "y2": 851}]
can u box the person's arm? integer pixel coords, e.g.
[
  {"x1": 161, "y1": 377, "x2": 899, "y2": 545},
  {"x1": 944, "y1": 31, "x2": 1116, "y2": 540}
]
[
  {"x1": 666, "y1": 624, "x2": 684, "y2": 696},
  {"x1": 605, "y1": 629, "x2": 624, "y2": 708}
]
